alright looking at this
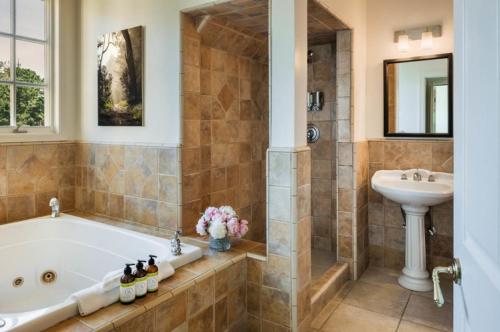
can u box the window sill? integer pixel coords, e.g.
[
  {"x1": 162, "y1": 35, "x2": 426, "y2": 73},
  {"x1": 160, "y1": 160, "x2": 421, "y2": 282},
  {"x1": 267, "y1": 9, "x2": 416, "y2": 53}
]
[{"x1": 0, "y1": 128, "x2": 69, "y2": 143}]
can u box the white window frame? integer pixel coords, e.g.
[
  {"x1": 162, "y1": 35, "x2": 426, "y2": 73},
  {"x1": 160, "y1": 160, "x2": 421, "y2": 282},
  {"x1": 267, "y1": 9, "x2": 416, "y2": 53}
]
[{"x1": 0, "y1": 0, "x2": 56, "y2": 138}]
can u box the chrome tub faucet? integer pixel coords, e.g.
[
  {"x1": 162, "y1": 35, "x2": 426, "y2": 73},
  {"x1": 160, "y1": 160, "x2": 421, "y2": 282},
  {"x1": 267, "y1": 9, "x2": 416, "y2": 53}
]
[
  {"x1": 49, "y1": 198, "x2": 60, "y2": 218},
  {"x1": 171, "y1": 230, "x2": 182, "y2": 256}
]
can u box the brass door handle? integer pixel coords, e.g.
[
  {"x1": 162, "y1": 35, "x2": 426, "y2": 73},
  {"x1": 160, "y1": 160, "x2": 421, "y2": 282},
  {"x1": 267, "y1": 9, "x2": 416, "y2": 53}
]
[{"x1": 432, "y1": 258, "x2": 461, "y2": 308}]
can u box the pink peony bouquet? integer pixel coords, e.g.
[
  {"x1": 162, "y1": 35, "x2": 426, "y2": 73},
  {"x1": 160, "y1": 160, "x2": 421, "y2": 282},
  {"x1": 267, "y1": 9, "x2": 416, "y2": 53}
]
[{"x1": 196, "y1": 206, "x2": 249, "y2": 240}]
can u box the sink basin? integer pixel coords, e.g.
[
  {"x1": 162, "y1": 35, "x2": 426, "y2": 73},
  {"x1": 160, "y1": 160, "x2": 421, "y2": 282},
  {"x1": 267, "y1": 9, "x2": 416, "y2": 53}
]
[
  {"x1": 371, "y1": 169, "x2": 454, "y2": 292},
  {"x1": 371, "y1": 169, "x2": 453, "y2": 207}
]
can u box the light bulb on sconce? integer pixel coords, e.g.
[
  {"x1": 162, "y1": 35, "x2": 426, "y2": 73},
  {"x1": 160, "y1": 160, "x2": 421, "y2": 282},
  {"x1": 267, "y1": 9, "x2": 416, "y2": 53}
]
[
  {"x1": 421, "y1": 31, "x2": 433, "y2": 50},
  {"x1": 398, "y1": 34, "x2": 410, "y2": 52}
]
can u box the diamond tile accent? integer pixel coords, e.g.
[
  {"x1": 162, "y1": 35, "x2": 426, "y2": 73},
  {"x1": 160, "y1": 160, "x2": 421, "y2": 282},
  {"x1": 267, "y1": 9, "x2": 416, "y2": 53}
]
[{"x1": 217, "y1": 84, "x2": 235, "y2": 111}]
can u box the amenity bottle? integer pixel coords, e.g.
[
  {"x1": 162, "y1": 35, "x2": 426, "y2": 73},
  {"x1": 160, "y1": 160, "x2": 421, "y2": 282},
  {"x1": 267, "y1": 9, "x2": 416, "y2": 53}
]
[
  {"x1": 133, "y1": 260, "x2": 148, "y2": 298},
  {"x1": 146, "y1": 255, "x2": 159, "y2": 293},
  {"x1": 120, "y1": 264, "x2": 136, "y2": 304}
]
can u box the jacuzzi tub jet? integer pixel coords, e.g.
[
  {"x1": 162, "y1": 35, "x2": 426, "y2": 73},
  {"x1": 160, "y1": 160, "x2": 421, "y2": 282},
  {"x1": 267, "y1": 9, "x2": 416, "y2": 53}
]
[
  {"x1": 0, "y1": 318, "x2": 5, "y2": 328},
  {"x1": 41, "y1": 270, "x2": 57, "y2": 284},
  {"x1": 12, "y1": 276, "x2": 24, "y2": 287}
]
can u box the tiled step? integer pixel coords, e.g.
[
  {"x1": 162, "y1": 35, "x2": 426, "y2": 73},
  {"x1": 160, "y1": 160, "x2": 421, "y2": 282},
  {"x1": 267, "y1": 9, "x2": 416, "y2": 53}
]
[{"x1": 310, "y1": 262, "x2": 350, "y2": 319}]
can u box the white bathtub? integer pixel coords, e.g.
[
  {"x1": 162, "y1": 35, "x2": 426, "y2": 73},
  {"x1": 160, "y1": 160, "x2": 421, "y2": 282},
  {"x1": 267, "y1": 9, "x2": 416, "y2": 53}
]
[{"x1": 0, "y1": 214, "x2": 202, "y2": 332}]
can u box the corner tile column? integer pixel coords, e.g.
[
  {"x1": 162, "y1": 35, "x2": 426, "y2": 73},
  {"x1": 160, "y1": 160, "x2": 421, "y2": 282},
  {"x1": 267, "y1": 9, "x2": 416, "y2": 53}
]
[
  {"x1": 267, "y1": 147, "x2": 312, "y2": 331},
  {"x1": 263, "y1": 1, "x2": 311, "y2": 329}
]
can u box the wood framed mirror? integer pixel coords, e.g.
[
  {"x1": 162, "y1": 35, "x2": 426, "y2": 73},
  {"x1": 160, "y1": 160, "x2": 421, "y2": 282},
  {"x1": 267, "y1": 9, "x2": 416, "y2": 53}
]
[{"x1": 384, "y1": 53, "x2": 453, "y2": 137}]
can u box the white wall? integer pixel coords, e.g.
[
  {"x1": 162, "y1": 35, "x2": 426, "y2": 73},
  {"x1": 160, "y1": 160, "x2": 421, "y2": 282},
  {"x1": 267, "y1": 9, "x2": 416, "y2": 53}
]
[
  {"x1": 365, "y1": 0, "x2": 453, "y2": 138},
  {"x1": 56, "y1": 0, "x2": 80, "y2": 140},
  {"x1": 270, "y1": 0, "x2": 308, "y2": 148},
  {"x1": 79, "y1": 0, "x2": 183, "y2": 145}
]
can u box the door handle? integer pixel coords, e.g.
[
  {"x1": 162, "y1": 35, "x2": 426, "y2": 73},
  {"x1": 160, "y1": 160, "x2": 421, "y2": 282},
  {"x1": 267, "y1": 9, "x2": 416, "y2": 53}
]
[{"x1": 432, "y1": 258, "x2": 461, "y2": 308}]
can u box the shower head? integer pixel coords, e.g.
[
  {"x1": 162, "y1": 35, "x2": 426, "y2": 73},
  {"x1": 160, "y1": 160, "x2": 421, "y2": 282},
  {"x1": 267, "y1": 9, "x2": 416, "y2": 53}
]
[{"x1": 195, "y1": 15, "x2": 211, "y2": 33}]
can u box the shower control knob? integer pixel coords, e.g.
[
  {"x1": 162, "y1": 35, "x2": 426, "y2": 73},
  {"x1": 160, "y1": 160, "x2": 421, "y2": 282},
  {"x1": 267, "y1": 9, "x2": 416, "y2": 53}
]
[{"x1": 307, "y1": 124, "x2": 320, "y2": 143}]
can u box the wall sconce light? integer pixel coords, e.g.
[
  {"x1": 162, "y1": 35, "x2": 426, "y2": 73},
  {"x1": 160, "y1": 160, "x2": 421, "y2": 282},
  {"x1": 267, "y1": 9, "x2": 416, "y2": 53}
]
[
  {"x1": 398, "y1": 34, "x2": 409, "y2": 52},
  {"x1": 394, "y1": 25, "x2": 442, "y2": 52},
  {"x1": 421, "y1": 31, "x2": 433, "y2": 50}
]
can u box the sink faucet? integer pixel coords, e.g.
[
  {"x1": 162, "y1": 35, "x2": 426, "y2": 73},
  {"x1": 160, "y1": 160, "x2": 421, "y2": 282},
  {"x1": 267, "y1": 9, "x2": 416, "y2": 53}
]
[
  {"x1": 49, "y1": 198, "x2": 60, "y2": 218},
  {"x1": 171, "y1": 230, "x2": 182, "y2": 256},
  {"x1": 413, "y1": 169, "x2": 422, "y2": 182}
]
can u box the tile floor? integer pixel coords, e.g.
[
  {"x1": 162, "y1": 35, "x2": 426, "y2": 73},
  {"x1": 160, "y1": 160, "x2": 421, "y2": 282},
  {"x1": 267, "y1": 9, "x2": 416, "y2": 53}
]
[
  {"x1": 311, "y1": 266, "x2": 453, "y2": 332},
  {"x1": 311, "y1": 248, "x2": 338, "y2": 283}
]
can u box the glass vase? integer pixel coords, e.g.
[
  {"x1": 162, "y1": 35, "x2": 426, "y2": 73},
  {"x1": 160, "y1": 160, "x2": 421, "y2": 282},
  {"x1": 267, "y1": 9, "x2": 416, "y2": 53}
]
[{"x1": 209, "y1": 235, "x2": 231, "y2": 252}]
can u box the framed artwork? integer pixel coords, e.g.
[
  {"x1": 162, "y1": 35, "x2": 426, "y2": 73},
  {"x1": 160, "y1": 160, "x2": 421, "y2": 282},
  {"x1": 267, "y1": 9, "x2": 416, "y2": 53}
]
[{"x1": 97, "y1": 26, "x2": 143, "y2": 126}]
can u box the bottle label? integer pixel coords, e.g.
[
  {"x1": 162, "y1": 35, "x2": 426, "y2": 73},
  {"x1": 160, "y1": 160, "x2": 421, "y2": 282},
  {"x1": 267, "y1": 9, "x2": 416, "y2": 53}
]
[
  {"x1": 135, "y1": 277, "x2": 148, "y2": 297},
  {"x1": 147, "y1": 272, "x2": 159, "y2": 292},
  {"x1": 120, "y1": 282, "x2": 136, "y2": 303}
]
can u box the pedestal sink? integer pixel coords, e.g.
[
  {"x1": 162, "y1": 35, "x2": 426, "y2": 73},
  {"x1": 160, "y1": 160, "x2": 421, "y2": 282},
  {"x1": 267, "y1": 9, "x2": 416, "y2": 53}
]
[{"x1": 371, "y1": 169, "x2": 453, "y2": 292}]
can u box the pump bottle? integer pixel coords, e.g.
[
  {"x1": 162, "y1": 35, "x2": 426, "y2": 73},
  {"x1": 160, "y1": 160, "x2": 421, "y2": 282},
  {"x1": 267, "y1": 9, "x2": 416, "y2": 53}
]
[
  {"x1": 120, "y1": 263, "x2": 136, "y2": 304},
  {"x1": 133, "y1": 260, "x2": 148, "y2": 298},
  {"x1": 146, "y1": 255, "x2": 159, "y2": 293}
]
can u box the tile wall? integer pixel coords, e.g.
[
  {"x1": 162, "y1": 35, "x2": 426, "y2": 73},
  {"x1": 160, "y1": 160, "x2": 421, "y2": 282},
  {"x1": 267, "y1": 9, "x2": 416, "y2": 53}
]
[
  {"x1": 262, "y1": 148, "x2": 312, "y2": 331},
  {"x1": 74, "y1": 143, "x2": 181, "y2": 231},
  {"x1": 181, "y1": 14, "x2": 269, "y2": 242},
  {"x1": 307, "y1": 41, "x2": 338, "y2": 252},
  {"x1": 367, "y1": 140, "x2": 454, "y2": 270},
  {"x1": 333, "y1": 30, "x2": 370, "y2": 279},
  {"x1": 0, "y1": 142, "x2": 76, "y2": 224}
]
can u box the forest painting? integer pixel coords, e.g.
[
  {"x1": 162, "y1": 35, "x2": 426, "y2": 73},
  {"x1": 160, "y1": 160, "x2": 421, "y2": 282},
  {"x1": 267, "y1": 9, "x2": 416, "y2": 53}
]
[{"x1": 97, "y1": 26, "x2": 143, "y2": 126}]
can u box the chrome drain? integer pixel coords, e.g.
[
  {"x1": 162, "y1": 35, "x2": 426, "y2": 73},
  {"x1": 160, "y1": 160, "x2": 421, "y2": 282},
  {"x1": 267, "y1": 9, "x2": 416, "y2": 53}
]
[
  {"x1": 12, "y1": 277, "x2": 24, "y2": 288},
  {"x1": 41, "y1": 270, "x2": 57, "y2": 284}
]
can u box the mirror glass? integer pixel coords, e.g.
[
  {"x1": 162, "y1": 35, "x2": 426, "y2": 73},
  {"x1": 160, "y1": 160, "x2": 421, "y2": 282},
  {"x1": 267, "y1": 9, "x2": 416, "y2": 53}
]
[{"x1": 384, "y1": 54, "x2": 452, "y2": 137}]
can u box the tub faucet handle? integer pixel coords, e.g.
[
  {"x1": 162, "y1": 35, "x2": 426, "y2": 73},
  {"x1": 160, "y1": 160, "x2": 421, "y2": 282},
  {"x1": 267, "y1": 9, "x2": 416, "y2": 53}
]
[
  {"x1": 49, "y1": 197, "x2": 60, "y2": 218},
  {"x1": 171, "y1": 230, "x2": 182, "y2": 256}
]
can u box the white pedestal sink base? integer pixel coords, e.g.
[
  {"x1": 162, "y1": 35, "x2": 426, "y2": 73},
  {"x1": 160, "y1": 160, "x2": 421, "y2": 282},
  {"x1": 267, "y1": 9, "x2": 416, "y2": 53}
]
[{"x1": 399, "y1": 205, "x2": 433, "y2": 292}]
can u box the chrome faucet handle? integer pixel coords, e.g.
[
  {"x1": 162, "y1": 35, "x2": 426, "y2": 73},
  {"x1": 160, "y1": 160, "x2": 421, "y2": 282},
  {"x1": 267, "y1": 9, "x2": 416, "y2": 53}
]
[
  {"x1": 49, "y1": 197, "x2": 60, "y2": 218},
  {"x1": 401, "y1": 173, "x2": 408, "y2": 180},
  {"x1": 428, "y1": 174, "x2": 436, "y2": 182}
]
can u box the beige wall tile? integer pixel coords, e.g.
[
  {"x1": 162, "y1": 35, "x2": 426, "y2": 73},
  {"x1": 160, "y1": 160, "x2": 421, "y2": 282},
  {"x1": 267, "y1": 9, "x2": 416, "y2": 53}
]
[
  {"x1": 368, "y1": 141, "x2": 384, "y2": 163},
  {"x1": 269, "y1": 186, "x2": 291, "y2": 222},
  {"x1": 188, "y1": 275, "x2": 214, "y2": 317},
  {"x1": 263, "y1": 254, "x2": 291, "y2": 292},
  {"x1": 432, "y1": 142, "x2": 453, "y2": 173},
  {"x1": 159, "y1": 175, "x2": 178, "y2": 203},
  {"x1": 269, "y1": 152, "x2": 291, "y2": 187},
  {"x1": 183, "y1": 64, "x2": 200, "y2": 94},
  {"x1": 227, "y1": 284, "x2": 246, "y2": 326},
  {"x1": 187, "y1": 305, "x2": 213, "y2": 332},
  {"x1": 261, "y1": 287, "x2": 290, "y2": 327},
  {"x1": 159, "y1": 148, "x2": 178, "y2": 176},
  {"x1": 7, "y1": 145, "x2": 33, "y2": 170},
  {"x1": 269, "y1": 220, "x2": 291, "y2": 257},
  {"x1": 338, "y1": 189, "x2": 353, "y2": 212},
  {"x1": 155, "y1": 292, "x2": 187, "y2": 332},
  {"x1": 7, "y1": 195, "x2": 35, "y2": 222},
  {"x1": 214, "y1": 297, "x2": 227, "y2": 331}
]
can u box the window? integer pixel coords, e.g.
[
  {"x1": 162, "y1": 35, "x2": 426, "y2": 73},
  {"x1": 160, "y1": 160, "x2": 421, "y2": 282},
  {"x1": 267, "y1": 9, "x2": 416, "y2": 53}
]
[{"x1": 0, "y1": 0, "x2": 51, "y2": 129}]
